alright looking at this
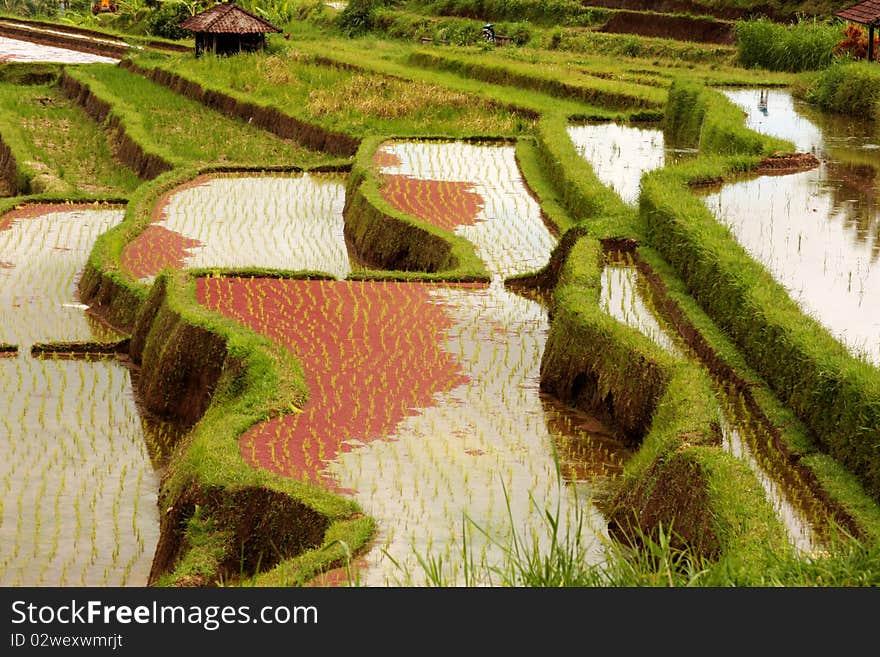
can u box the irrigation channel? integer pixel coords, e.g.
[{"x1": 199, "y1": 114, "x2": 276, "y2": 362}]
[
  {"x1": 703, "y1": 88, "x2": 880, "y2": 366},
  {"x1": 196, "y1": 142, "x2": 632, "y2": 585},
  {"x1": 0, "y1": 203, "x2": 160, "y2": 586},
  {"x1": 572, "y1": 120, "x2": 823, "y2": 553}
]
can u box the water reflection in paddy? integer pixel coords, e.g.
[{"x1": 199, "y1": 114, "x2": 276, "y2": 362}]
[
  {"x1": 599, "y1": 250, "x2": 818, "y2": 554},
  {"x1": 701, "y1": 89, "x2": 880, "y2": 365},
  {"x1": 0, "y1": 35, "x2": 119, "y2": 64},
  {"x1": 0, "y1": 204, "x2": 160, "y2": 585},
  {"x1": 133, "y1": 173, "x2": 350, "y2": 281}
]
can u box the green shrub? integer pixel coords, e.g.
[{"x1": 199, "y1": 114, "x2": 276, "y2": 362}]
[
  {"x1": 735, "y1": 16, "x2": 843, "y2": 72},
  {"x1": 337, "y1": 0, "x2": 382, "y2": 37}
]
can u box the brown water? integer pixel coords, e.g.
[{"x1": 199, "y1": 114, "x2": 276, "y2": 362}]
[
  {"x1": 0, "y1": 205, "x2": 160, "y2": 586},
  {"x1": 702, "y1": 89, "x2": 880, "y2": 366},
  {"x1": 599, "y1": 250, "x2": 819, "y2": 554}
]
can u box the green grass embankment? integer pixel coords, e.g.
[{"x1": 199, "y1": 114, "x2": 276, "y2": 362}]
[
  {"x1": 343, "y1": 135, "x2": 489, "y2": 281},
  {"x1": 406, "y1": 49, "x2": 667, "y2": 113},
  {"x1": 134, "y1": 272, "x2": 371, "y2": 586},
  {"x1": 798, "y1": 60, "x2": 880, "y2": 123},
  {"x1": 127, "y1": 44, "x2": 537, "y2": 140},
  {"x1": 641, "y1": 79, "x2": 880, "y2": 504},
  {"x1": 536, "y1": 228, "x2": 793, "y2": 567}
]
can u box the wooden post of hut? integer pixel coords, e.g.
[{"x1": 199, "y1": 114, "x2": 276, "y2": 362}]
[
  {"x1": 178, "y1": 1, "x2": 281, "y2": 58},
  {"x1": 837, "y1": 1, "x2": 880, "y2": 62}
]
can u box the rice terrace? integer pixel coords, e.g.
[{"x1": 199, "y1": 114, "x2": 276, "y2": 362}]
[{"x1": 2, "y1": 0, "x2": 880, "y2": 589}]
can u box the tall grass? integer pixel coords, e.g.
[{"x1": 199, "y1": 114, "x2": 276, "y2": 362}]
[
  {"x1": 801, "y1": 60, "x2": 880, "y2": 121},
  {"x1": 395, "y1": 474, "x2": 880, "y2": 587},
  {"x1": 736, "y1": 16, "x2": 843, "y2": 72},
  {"x1": 66, "y1": 63, "x2": 329, "y2": 167}
]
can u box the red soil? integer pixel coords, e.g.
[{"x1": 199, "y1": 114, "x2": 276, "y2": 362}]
[
  {"x1": 373, "y1": 147, "x2": 402, "y2": 168},
  {"x1": 197, "y1": 277, "x2": 479, "y2": 490},
  {"x1": 121, "y1": 224, "x2": 203, "y2": 280},
  {"x1": 0, "y1": 202, "x2": 107, "y2": 230},
  {"x1": 120, "y1": 174, "x2": 213, "y2": 279},
  {"x1": 379, "y1": 174, "x2": 485, "y2": 232}
]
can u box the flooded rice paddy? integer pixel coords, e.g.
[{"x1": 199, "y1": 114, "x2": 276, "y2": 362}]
[
  {"x1": 0, "y1": 204, "x2": 160, "y2": 585},
  {"x1": 0, "y1": 35, "x2": 118, "y2": 64},
  {"x1": 703, "y1": 89, "x2": 880, "y2": 365},
  {"x1": 375, "y1": 140, "x2": 557, "y2": 280},
  {"x1": 567, "y1": 122, "x2": 693, "y2": 206},
  {"x1": 199, "y1": 141, "x2": 631, "y2": 585},
  {"x1": 123, "y1": 173, "x2": 350, "y2": 281},
  {"x1": 600, "y1": 250, "x2": 818, "y2": 554}
]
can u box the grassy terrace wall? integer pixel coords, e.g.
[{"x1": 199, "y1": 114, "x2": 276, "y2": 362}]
[
  {"x1": 342, "y1": 136, "x2": 488, "y2": 280},
  {"x1": 75, "y1": 167, "x2": 372, "y2": 585},
  {"x1": 407, "y1": 50, "x2": 667, "y2": 113},
  {"x1": 641, "y1": 80, "x2": 880, "y2": 503},
  {"x1": 120, "y1": 58, "x2": 360, "y2": 158},
  {"x1": 537, "y1": 231, "x2": 791, "y2": 563},
  {"x1": 58, "y1": 68, "x2": 173, "y2": 180},
  {"x1": 135, "y1": 272, "x2": 370, "y2": 586},
  {"x1": 532, "y1": 113, "x2": 639, "y2": 238}
]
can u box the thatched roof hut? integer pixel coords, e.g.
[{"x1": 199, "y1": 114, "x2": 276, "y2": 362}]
[{"x1": 179, "y1": 2, "x2": 281, "y2": 57}]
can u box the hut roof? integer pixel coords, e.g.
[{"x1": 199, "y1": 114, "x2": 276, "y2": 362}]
[
  {"x1": 179, "y1": 2, "x2": 281, "y2": 34},
  {"x1": 836, "y1": 1, "x2": 880, "y2": 26}
]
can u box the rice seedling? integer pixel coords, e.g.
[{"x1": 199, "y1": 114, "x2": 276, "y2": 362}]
[
  {"x1": 0, "y1": 203, "x2": 160, "y2": 586},
  {"x1": 0, "y1": 204, "x2": 125, "y2": 346}
]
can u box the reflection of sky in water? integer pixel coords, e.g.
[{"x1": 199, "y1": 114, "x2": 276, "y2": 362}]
[
  {"x1": 0, "y1": 35, "x2": 119, "y2": 63},
  {"x1": 567, "y1": 123, "x2": 670, "y2": 206},
  {"x1": 377, "y1": 141, "x2": 557, "y2": 280},
  {"x1": 0, "y1": 207, "x2": 125, "y2": 346},
  {"x1": 705, "y1": 90, "x2": 880, "y2": 365},
  {"x1": 0, "y1": 205, "x2": 158, "y2": 586},
  {"x1": 153, "y1": 174, "x2": 351, "y2": 280},
  {"x1": 326, "y1": 282, "x2": 624, "y2": 585},
  {"x1": 599, "y1": 263, "x2": 682, "y2": 356},
  {"x1": 331, "y1": 141, "x2": 624, "y2": 585},
  {"x1": 0, "y1": 357, "x2": 160, "y2": 586}
]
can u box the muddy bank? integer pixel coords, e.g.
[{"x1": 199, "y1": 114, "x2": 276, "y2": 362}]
[
  {"x1": 600, "y1": 10, "x2": 736, "y2": 45},
  {"x1": 57, "y1": 70, "x2": 173, "y2": 180},
  {"x1": 121, "y1": 60, "x2": 360, "y2": 158}
]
